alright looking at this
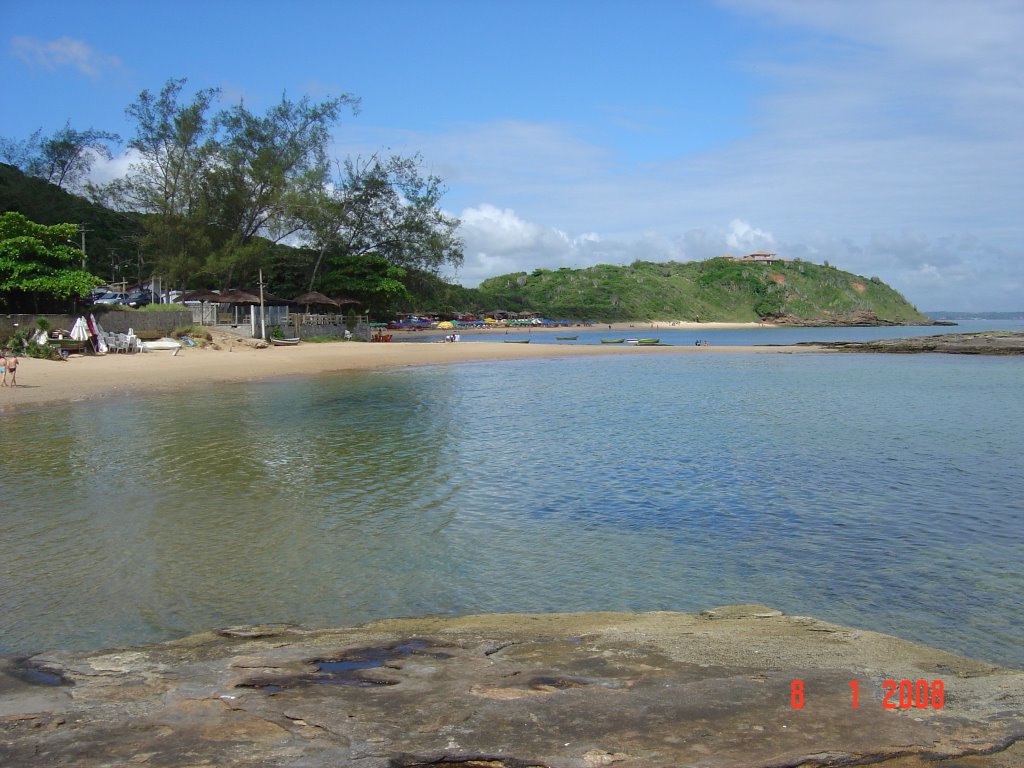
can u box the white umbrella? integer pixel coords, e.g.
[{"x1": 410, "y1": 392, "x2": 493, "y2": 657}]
[{"x1": 70, "y1": 317, "x2": 90, "y2": 341}]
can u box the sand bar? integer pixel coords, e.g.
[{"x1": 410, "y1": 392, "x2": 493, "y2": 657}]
[{"x1": 0, "y1": 333, "x2": 815, "y2": 412}]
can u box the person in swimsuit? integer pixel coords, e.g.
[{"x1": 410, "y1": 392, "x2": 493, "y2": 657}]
[
  {"x1": 0, "y1": 350, "x2": 6, "y2": 386},
  {"x1": 5, "y1": 351, "x2": 17, "y2": 386}
]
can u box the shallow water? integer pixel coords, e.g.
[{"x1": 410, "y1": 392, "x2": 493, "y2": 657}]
[{"x1": 2, "y1": 352, "x2": 1022, "y2": 667}]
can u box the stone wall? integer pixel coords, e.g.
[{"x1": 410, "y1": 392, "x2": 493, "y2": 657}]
[{"x1": 0, "y1": 311, "x2": 193, "y2": 341}]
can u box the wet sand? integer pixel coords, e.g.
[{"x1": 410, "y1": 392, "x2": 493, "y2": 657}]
[{"x1": 0, "y1": 333, "x2": 815, "y2": 412}]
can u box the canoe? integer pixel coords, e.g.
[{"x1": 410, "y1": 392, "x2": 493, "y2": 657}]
[
  {"x1": 636, "y1": 339, "x2": 660, "y2": 345},
  {"x1": 600, "y1": 338, "x2": 625, "y2": 344},
  {"x1": 556, "y1": 336, "x2": 578, "y2": 340},
  {"x1": 271, "y1": 337, "x2": 301, "y2": 346},
  {"x1": 504, "y1": 339, "x2": 530, "y2": 344}
]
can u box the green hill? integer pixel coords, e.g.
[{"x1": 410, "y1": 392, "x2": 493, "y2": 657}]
[
  {"x1": 476, "y1": 258, "x2": 930, "y2": 325},
  {"x1": 0, "y1": 163, "x2": 146, "y2": 278}
]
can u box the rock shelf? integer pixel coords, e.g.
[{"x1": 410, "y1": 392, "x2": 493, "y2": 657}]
[{"x1": 2, "y1": 607, "x2": 1022, "y2": 767}]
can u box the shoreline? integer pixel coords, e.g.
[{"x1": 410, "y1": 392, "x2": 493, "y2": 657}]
[{"x1": 0, "y1": 334, "x2": 818, "y2": 412}]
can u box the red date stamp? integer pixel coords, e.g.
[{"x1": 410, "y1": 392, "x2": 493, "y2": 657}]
[{"x1": 790, "y1": 679, "x2": 945, "y2": 709}]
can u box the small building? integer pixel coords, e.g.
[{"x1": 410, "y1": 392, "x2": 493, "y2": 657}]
[{"x1": 724, "y1": 252, "x2": 789, "y2": 266}]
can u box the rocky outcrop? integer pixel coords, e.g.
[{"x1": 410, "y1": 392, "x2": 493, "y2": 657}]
[
  {"x1": 2, "y1": 608, "x2": 1022, "y2": 767},
  {"x1": 770, "y1": 310, "x2": 931, "y2": 327},
  {"x1": 800, "y1": 331, "x2": 1024, "y2": 354}
]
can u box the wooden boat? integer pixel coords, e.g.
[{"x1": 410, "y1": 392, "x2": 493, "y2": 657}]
[
  {"x1": 504, "y1": 339, "x2": 530, "y2": 343},
  {"x1": 271, "y1": 337, "x2": 301, "y2": 346},
  {"x1": 556, "y1": 336, "x2": 578, "y2": 340},
  {"x1": 600, "y1": 338, "x2": 625, "y2": 344},
  {"x1": 636, "y1": 339, "x2": 660, "y2": 345}
]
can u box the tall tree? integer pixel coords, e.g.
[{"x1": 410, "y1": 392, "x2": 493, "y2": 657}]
[
  {"x1": 0, "y1": 212, "x2": 101, "y2": 312},
  {"x1": 204, "y1": 92, "x2": 359, "y2": 286},
  {"x1": 307, "y1": 153, "x2": 462, "y2": 290},
  {"x1": 0, "y1": 122, "x2": 120, "y2": 191},
  {"x1": 102, "y1": 78, "x2": 220, "y2": 285}
]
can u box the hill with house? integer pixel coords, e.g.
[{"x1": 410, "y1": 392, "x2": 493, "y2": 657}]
[{"x1": 474, "y1": 255, "x2": 932, "y2": 325}]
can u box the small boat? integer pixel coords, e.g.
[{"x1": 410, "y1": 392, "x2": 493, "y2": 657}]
[
  {"x1": 504, "y1": 339, "x2": 530, "y2": 344},
  {"x1": 556, "y1": 335, "x2": 578, "y2": 340},
  {"x1": 141, "y1": 338, "x2": 182, "y2": 351},
  {"x1": 636, "y1": 339, "x2": 660, "y2": 345},
  {"x1": 271, "y1": 337, "x2": 301, "y2": 346},
  {"x1": 600, "y1": 338, "x2": 625, "y2": 344}
]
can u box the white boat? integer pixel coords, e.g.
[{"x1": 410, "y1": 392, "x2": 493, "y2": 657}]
[{"x1": 141, "y1": 338, "x2": 182, "y2": 351}]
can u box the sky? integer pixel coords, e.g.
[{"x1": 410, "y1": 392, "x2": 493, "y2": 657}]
[{"x1": 1, "y1": 0, "x2": 1021, "y2": 311}]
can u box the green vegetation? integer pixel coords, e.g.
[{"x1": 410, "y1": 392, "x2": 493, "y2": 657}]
[
  {"x1": 474, "y1": 258, "x2": 928, "y2": 324},
  {"x1": 1, "y1": 78, "x2": 925, "y2": 325},
  {"x1": 0, "y1": 211, "x2": 103, "y2": 312}
]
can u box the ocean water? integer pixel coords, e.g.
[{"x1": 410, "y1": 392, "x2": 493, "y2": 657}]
[
  {"x1": 1, "y1": 350, "x2": 1022, "y2": 668},
  {"x1": 434, "y1": 319, "x2": 1024, "y2": 345}
]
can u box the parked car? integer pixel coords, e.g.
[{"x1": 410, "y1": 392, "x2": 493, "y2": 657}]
[
  {"x1": 94, "y1": 291, "x2": 129, "y2": 305},
  {"x1": 127, "y1": 289, "x2": 153, "y2": 307}
]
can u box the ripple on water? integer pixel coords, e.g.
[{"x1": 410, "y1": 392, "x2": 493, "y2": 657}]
[{"x1": 0, "y1": 355, "x2": 1022, "y2": 667}]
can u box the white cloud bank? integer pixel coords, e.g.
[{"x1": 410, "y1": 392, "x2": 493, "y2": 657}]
[{"x1": 430, "y1": 0, "x2": 1024, "y2": 310}]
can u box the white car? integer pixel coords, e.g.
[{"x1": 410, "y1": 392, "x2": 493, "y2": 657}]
[{"x1": 94, "y1": 291, "x2": 129, "y2": 305}]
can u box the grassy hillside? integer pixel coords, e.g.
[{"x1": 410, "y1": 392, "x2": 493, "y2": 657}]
[{"x1": 476, "y1": 258, "x2": 929, "y2": 324}]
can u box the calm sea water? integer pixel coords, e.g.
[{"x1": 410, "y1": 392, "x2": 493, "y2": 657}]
[
  {"x1": 436, "y1": 319, "x2": 1024, "y2": 345},
  {"x1": 2, "y1": 348, "x2": 1022, "y2": 668}
]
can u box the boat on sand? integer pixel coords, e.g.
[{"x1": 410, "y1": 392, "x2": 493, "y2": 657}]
[{"x1": 271, "y1": 337, "x2": 301, "y2": 346}]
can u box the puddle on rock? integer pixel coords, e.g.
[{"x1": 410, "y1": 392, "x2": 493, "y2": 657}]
[{"x1": 238, "y1": 639, "x2": 451, "y2": 692}]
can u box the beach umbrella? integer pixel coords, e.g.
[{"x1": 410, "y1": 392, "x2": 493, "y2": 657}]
[
  {"x1": 217, "y1": 289, "x2": 262, "y2": 304},
  {"x1": 70, "y1": 317, "x2": 90, "y2": 341},
  {"x1": 175, "y1": 289, "x2": 223, "y2": 303},
  {"x1": 292, "y1": 291, "x2": 340, "y2": 308}
]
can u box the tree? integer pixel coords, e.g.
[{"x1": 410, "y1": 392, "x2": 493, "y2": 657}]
[
  {"x1": 0, "y1": 212, "x2": 101, "y2": 312},
  {"x1": 306, "y1": 153, "x2": 462, "y2": 290},
  {"x1": 101, "y1": 78, "x2": 221, "y2": 285},
  {"x1": 319, "y1": 253, "x2": 411, "y2": 315},
  {"x1": 1, "y1": 122, "x2": 120, "y2": 191}
]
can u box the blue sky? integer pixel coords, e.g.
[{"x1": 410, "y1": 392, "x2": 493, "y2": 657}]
[{"x1": 2, "y1": 0, "x2": 1021, "y2": 310}]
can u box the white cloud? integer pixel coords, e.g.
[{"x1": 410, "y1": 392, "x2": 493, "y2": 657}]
[
  {"x1": 10, "y1": 36, "x2": 121, "y2": 78},
  {"x1": 429, "y1": 2, "x2": 1024, "y2": 308}
]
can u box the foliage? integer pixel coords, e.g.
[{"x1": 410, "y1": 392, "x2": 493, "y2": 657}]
[
  {"x1": 4, "y1": 77, "x2": 463, "y2": 299},
  {"x1": 0, "y1": 212, "x2": 104, "y2": 312},
  {"x1": 474, "y1": 258, "x2": 928, "y2": 324},
  {"x1": 1, "y1": 122, "x2": 120, "y2": 191},
  {"x1": 7, "y1": 327, "x2": 61, "y2": 360},
  {"x1": 303, "y1": 154, "x2": 462, "y2": 289},
  {"x1": 319, "y1": 253, "x2": 411, "y2": 315},
  {"x1": 0, "y1": 163, "x2": 146, "y2": 279}
]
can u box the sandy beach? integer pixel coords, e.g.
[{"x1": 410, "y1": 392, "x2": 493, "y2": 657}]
[{"x1": 1, "y1": 328, "x2": 812, "y2": 412}]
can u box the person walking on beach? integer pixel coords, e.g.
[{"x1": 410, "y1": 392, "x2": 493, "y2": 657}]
[
  {"x1": 0, "y1": 350, "x2": 6, "y2": 386},
  {"x1": 4, "y1": 351, "x2": 17, "y2": 387}
]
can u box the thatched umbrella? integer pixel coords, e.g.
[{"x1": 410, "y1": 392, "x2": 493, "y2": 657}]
[
  {"x1": 292, "y1": 291, "x2": 340, "y2": 313},
  {"x1": 217, "y1": 289, "x2": 262, "y2": 304},
  {"x1": 175, "y1": 289, "x2": 224, "y2": 304}
]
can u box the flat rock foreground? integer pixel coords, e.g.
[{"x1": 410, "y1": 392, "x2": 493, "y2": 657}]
[{"x1": 2, "y1": 607, "x2": 1022, "y2": 767}]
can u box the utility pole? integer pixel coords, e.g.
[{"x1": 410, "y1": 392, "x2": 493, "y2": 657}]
[
  {"x1": 258, "y1": 269, "x2": 267, "y2": 340},
  {"x1": 78, "y1": 224, "x2": 89, "y2": 269}
]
